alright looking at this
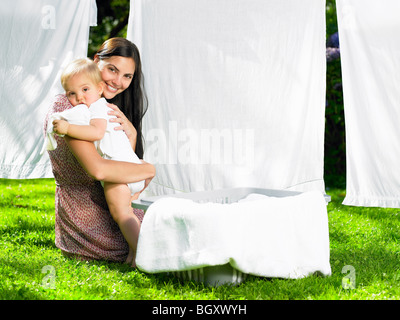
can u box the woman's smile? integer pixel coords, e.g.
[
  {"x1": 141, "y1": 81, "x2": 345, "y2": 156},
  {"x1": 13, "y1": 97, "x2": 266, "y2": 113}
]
[
  {"x1": 95, "y1": 55, "x2": 135, "y2": 99},
  {"x1": 106, "y1": 83, "x2": 119, "y2": 93}
]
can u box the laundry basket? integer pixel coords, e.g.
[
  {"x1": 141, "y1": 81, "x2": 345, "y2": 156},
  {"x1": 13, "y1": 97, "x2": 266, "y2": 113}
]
[
  {"x1": 132, "y1": 187, "x2": 330, "y2": 212},
  {"x1": 132, "y1": 187, "x2": 331, "y2": 286}
]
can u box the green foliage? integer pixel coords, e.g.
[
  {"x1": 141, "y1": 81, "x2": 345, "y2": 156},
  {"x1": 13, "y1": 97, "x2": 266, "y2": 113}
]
[
  {"x1": 326, "y1": 0, "x2": 339, "y2": 37},
  {"x1": 88, "y1": 0, "x2": 130, "y2": 58},
  {"x1": 2, "y1": 179, "x2": 400, "y2": 300},
  {"x1": 325, "y1": 58, "x2": 345, "y2": 188},
  {"x1": 325, "y1": 0, "x2": 345, "y2": 188}
]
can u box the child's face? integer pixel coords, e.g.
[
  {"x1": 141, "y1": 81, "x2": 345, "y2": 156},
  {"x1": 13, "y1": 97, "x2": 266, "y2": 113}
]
[{"x1": 65, "y1": 73, "x2": 103, "y2": 107}]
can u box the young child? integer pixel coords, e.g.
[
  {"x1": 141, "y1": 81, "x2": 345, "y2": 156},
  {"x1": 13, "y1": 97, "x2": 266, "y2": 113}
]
[{"x1": 47, "y1": 58, "x2": 145, "y2": 266}]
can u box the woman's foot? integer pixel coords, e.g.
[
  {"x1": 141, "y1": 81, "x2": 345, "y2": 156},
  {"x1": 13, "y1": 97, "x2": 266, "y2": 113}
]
[
  {"x1": 125, "y1": 248, "x2": 137, "y2": 268},
  {"x1": 125, "y1": 248, "x2": 134, "y2": 265}
]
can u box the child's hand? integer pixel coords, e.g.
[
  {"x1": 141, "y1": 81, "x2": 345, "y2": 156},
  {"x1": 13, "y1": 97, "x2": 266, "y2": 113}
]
[{"x1": 52, "y1": 119, "x2": 69, "y2": 135}]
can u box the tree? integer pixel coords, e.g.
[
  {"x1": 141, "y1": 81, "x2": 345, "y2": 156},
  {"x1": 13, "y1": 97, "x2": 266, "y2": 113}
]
[{"x1": 88, "y1": 0, "x2": 130, "y2": 58}]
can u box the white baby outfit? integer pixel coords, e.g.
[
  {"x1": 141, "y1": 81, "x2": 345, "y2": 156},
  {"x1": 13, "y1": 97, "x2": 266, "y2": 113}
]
[{"x1": 44, "y1": 97, "x2": 145, "y2": 194}]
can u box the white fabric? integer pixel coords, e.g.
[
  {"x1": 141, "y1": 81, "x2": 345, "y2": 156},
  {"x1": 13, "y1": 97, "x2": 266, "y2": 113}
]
[
  {"x1": 136, "y1": 191, "x2": 331, "y2": 278},
  {"x1": 337, "y1": 0, "x2": 400, "y2": 207},
  {"x1": 44, "y1": 97, "x2": 144, "y2": 194},
  {"x1": 127, "y1": 0, "x2": 327, "y2": 196},
  {"x1": 0, "y1": 0, "x2": 97, "y2": 178},
  {"x1": 43, "y1": 104, "x2": 90, "y2": 152},
  {"x1": 89, "y1": 98, "x2": 145, "y2": 194}
]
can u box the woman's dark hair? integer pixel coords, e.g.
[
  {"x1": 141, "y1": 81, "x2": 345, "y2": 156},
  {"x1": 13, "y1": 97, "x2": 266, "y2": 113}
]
[{"x1": 95, "y1": 37, "x2": 148, "y2": 159}]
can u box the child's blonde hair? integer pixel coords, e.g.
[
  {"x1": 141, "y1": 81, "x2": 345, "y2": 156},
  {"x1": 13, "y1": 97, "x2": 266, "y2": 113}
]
[{"x1": 61, "y1": 58, "x2": 102, "y2": 91}]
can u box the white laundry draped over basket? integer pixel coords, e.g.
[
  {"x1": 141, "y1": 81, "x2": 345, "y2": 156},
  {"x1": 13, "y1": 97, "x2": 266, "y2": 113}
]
[
  {"x1": 136, "y1": 191, "x2": 331, "y2": 279},
  {"x1": 127, "y1": 0, "x2": 327, "y2": 195},
  {"x1": 0, "y1": 0, "x2": 97, "y2": 178},
  {"x1": 337, "y1": 0, "x2": 400, "y2": 208}
]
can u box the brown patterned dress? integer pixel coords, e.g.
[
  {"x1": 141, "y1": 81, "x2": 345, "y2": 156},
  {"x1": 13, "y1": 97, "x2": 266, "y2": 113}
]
[{"x1": 44, "y1": 94, "x2": 144, "y2": 262}]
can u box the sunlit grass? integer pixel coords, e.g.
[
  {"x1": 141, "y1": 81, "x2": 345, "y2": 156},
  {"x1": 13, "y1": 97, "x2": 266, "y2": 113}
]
[{"x1": 1, "y1": 179, "x2": 400, "y2": 300}]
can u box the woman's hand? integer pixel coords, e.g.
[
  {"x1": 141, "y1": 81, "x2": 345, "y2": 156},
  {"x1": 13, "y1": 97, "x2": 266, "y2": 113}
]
[
  {"x1": 130, "y1": 160, "x2": 155, "y2": 201},
  {"x1": 107, "y1": 103, "x2": 137, "y2": 150},
  {"x1": 139, "y1": 160, "x2": 154, "y2": 191}
]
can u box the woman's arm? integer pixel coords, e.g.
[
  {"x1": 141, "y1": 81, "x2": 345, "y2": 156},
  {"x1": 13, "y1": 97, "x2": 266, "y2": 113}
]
[{"x1": 65, "y1": 137, "x2": 155, "y2": 183}]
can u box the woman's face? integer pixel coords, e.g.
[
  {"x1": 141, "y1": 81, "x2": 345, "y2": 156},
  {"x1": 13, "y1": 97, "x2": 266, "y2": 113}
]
[{"x1": 96, "y1": 56, "x2": 135, "y2": 99}]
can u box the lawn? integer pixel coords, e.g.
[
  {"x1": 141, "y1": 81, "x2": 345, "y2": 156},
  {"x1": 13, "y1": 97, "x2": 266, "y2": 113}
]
[{"x1": 1, "y1": 178, "x2": 400, "y2": 301}]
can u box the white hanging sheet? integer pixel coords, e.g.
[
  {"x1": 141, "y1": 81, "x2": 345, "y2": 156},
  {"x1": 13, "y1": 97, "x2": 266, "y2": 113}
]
[
  {"x1": 0, "y1": 0, "x2": 97, "y2": 179},
  {"x1": 337, "y1": 0, "x2": 400, "y2": 207},
  {"x1": 128, "y1": 0, "x2": 327, "y2": 196}
]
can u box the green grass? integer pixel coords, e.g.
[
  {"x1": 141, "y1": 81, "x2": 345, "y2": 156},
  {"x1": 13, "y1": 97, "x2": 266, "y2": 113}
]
[{"x1": 1, "y1": 179, "x2": 400, "y2": 300}]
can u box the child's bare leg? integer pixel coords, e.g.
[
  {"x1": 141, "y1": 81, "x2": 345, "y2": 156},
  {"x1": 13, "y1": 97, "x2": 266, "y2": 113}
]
[{"x1": 103, "y1": 182, "x2": 140, "y2": 267}]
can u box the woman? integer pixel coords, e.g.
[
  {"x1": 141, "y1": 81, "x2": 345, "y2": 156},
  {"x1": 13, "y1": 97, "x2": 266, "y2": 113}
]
[{"x1": 44, "y1": 38, "x2": 155, "y2": 264}]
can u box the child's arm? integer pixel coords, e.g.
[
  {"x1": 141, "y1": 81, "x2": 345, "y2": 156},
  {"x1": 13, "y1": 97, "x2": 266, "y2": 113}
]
[{"x1": 53, "y1": 119, "x2": 106, "y2": 141}]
